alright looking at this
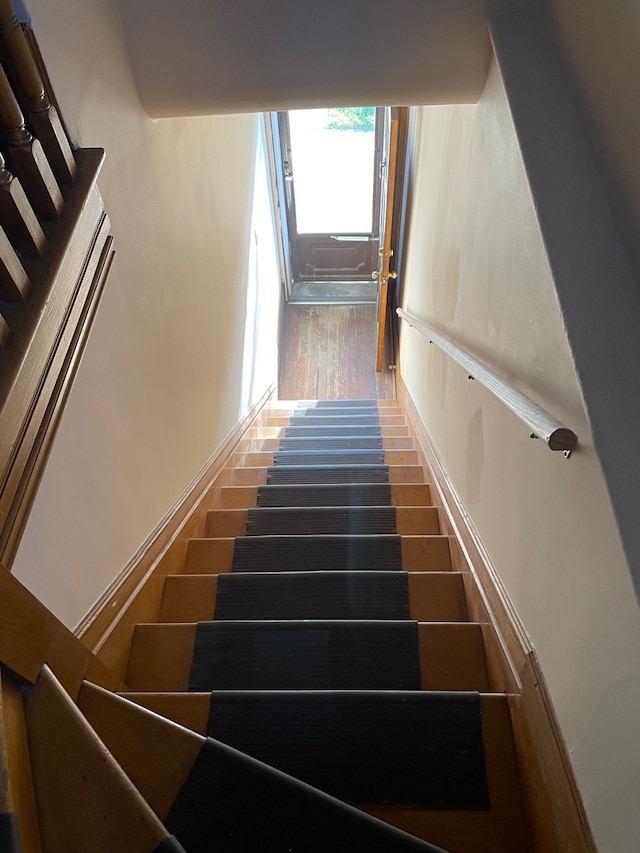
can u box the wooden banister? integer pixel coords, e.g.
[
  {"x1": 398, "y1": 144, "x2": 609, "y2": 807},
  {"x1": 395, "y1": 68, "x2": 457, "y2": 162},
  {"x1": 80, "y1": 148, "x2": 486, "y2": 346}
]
[
  {"x1": 0, "y1": 61, "x2": 62, "y2": 219},
  {"x1": 0, "y1": 1, "x2": 76, "y2": 185},
  {"x1": 0, "y1": 564, "x2": 119, "y2": 696},
  {"x1": 397, "y1": 308, "x2": 577, "y2": 454}
]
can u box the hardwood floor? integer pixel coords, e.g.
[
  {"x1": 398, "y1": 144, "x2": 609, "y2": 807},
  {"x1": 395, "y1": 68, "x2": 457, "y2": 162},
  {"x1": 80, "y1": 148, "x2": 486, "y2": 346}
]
[{"x1": 278, "y1": 303, "x2": 396, "y2": 400}]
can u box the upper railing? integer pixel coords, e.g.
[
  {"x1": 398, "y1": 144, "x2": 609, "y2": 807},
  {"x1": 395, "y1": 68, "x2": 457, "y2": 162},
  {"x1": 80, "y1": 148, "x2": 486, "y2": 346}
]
[
  {"x1": 0, "y1": 0, "x2": 114, "y2": 568},
  {"x1": 396, "y1": 308, "x2": 577, "y2": 455}
]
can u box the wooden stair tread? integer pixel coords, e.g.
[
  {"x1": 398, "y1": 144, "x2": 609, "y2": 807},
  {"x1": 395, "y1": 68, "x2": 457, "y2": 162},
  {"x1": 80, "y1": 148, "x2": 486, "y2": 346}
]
[
  {"x1": 126, "y1": 621, "x2": 489, "y2": 693},
  {"x1": 117, "y1": 690, "x2": 526, "y2": 853},
  {"x1": 218, "y1": 482, "x2": 432, "y2": 509},
  {"x1": 158, "y1": 571, "x2": 467, "y2": 623},
  {"x1": 183, "y1": 534, "x2": 454, "y2": 574},
  {"x1": 78, "y1": 682, "x2": 446, "y2": 853}
]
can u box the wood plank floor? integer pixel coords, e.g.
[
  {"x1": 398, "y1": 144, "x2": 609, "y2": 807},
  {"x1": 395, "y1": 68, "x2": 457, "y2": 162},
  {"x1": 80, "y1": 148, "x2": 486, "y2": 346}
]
[{"x1": 278, "y1": 304, "x2": 396, "y2": 400}]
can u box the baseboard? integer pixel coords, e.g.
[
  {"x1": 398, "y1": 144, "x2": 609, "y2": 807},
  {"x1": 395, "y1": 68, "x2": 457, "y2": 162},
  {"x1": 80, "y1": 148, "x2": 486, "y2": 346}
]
[
  {"x1": 75, "y1": 384, "x2": 275, "y2": 681},
  {"x1": 397, "y1": 375, "x2": 596, "y2": 853}
]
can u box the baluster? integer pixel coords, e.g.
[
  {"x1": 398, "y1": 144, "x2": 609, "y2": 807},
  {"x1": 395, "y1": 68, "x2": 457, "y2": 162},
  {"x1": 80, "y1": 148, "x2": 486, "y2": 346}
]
[
  {"x1": 0, "y1": 221, "x2": 29, "y2": 300},
  {"x1": 0, "y1": 61, "x2": 62, "y2": 219},
  {"x1": 0, "y1": 151, "x2": 45, "y2": 256},
  {"x1": 0, "y1": 0, "x2": 76, "y2": 185}
]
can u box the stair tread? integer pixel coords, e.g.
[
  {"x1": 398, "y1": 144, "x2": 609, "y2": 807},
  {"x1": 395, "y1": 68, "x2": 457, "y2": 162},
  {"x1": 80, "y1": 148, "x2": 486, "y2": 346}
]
[
  {"x1": 214, "y1": 570, "x2": 410, "y2": 620},
  {"x1": 189, "y1": 620, "x2": 422, "y2": 691},
  {"x1": 245, "y1": 505, "x2": 397, "y2": 535},
  {"x1": 256, "y1": 483, "x2": 392, "y2": 506},
  {"x1": 266, "y1": 464, "x2": 390, "y2": 484},
  {"x1": 232, "y1": 533, "x2": 403, "y2": 572},
  {"x1": 205, "y1": 689, "x2": 488, "y2": 808},
  {"x1": 273, "y1": 451, "x2": 386, "y2": 466}
]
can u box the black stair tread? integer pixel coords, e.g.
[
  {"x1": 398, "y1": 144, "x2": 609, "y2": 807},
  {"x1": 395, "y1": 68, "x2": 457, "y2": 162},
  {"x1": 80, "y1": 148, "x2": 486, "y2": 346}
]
[
  {"x1": 284, "y1": 425, "x2": 383, "y2": 437},
  {"x1": 165, "y1": 736, "x2": 447, "y2": 853},
  {"x1": 298, "y1": 398, "x2": 379, "y2": 406},
  {"x1": 287, "y1": 415, "x2": 382, "y2": 427},
  {"x1": 294, "y1": 408, "x2": 384, "y2": 418},
  {"x1": 206, "y1": 690, "x2": 489, "y2": 810},
  {"x1": 189, "y1": 620, "x2": 421, "y2": 691},
  {"x1": 214, "y1": 571, "x2": 409, "y2": 620},
  {"x1": 246, "y1": 506, "x2": 396, "y2": 536},
  {"x1": 274, "y1": 450, "x2": 386, "y2": 466},
  {"x1": 232, "y1": 534, "x2": 402, "y2": 572},
  {"x1": 277, "y1": 437, "x2": 385, "y2": 451},
  {"x1": 266, "y1": 464, "x2": 390, "y2": 485},
  {"x1": 256, "y1": 483, "x2": 392, "y2": 507}
]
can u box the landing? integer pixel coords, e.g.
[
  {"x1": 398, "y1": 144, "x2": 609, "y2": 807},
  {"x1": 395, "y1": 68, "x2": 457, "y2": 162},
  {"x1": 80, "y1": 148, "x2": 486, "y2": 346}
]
[{"x1": 278, "y1": 303, "x2": 396, "y2": 400}]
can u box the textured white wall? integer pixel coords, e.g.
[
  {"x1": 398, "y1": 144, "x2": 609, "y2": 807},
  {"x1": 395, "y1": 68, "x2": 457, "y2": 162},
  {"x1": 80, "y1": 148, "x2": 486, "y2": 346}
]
[
  {"x1": 117, "y1": 0, "x2": 491, "y2": 117},
  {"x1": 399, "y1": 62, "x2": 640, "y2": 853},
  {"x1": 12, "y1": 0, "x2": 280, "y2": 628}
]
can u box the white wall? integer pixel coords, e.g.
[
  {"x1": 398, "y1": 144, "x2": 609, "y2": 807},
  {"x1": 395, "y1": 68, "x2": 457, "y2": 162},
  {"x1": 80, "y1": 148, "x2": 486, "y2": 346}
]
[
  {"x1": 399, "y1": 61, "x2": 640, "y2": 853},
  {"x1": 12, "y1": 0, "x2": 280, "y2": 628},
  {"x1": 117, "y1": 0, "x2": 490, "y2": 116}
]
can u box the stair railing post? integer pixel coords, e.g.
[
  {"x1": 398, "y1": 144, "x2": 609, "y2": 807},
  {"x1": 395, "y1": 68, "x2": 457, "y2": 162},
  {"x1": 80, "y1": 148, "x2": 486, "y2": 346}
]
[{"x1": 0, "y1": 60, "x2": 63, "y2": 219}]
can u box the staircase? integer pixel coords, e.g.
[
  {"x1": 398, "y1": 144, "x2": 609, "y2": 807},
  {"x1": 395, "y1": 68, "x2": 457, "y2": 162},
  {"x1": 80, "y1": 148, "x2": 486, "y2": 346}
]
[{"x1": 4, "y1": 397, "x2": 530, "y2": 852}]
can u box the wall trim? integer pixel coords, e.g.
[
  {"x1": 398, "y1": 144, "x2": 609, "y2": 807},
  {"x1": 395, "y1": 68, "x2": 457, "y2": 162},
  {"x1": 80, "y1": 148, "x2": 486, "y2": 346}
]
[
  {"x1": 75, "y1": 384, "x2": 275, "y2": 674},
  {"x1": 397, "y1": 374, "x2": 596, "y2": 853}
]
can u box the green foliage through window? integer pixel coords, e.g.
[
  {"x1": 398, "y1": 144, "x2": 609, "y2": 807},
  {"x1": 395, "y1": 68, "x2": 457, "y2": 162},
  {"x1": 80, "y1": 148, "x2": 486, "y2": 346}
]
[{"x1": 326, "y1": 107, "x2": 375, "y2": 132}]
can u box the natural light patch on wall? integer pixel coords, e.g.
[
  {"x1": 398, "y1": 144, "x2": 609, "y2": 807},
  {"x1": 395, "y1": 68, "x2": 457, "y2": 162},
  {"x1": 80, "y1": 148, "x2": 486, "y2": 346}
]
[{"x1": 240, "y1": 118, "x2": 281, "y2": 414}]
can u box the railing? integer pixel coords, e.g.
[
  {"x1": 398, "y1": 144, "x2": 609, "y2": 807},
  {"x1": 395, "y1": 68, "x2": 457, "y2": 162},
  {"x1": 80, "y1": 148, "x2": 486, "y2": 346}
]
[
  {"x1": 396, "y1": 308, "x2": 577, "y2": 455},
  {"x1": 0, "y1": 0, "x2": 114, "y2": 567}
]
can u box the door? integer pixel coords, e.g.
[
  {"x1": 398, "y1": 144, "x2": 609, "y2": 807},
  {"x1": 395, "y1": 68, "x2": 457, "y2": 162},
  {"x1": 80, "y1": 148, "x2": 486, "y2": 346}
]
[
  {"x1": 373, "y1": 107, "x2": 400, "y2": 372},
  {"x1": 274, "y1": 108, "x2": 384, "y2": 287}
]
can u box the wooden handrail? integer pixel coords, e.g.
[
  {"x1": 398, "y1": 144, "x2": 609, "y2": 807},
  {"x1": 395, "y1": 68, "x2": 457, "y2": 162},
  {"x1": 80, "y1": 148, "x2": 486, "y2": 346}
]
[{"x1": 396, "y1": 307, "x2": 577, "y2": 454}]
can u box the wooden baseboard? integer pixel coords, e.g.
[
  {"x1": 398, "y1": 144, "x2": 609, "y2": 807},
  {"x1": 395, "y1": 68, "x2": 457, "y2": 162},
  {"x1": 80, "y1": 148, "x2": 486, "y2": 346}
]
[
  {"x1": 397, "y1": 375, "x2": 596, "y2": 853},
  {"x1": 76, "y1": 384, "x2": 276, "y2": 683}
]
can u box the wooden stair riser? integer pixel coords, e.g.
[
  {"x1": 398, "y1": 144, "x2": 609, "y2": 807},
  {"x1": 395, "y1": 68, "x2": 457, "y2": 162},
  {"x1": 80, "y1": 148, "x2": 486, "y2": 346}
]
[
  {"x1": 184, "y1": 535, "x2": 454, "y2": 574},
  {"x1": 125, "y1": 622, "x2": 490, "y2": 693},
  {"x1": 218, "y1": 483, "x2": 433, "y2": 509},
  {"x1": 158, "y1": 572, "x2": 468, "y2": 623},
  {"x1": 204, "y1": 506, "x2": 440, "y2": 538}
]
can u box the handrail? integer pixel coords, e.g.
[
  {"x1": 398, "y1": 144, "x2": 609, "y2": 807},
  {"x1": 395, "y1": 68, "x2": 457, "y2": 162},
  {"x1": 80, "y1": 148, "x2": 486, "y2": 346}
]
[{"x1": 397, "y1": 308, "x2": 577, "y2": 454}]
